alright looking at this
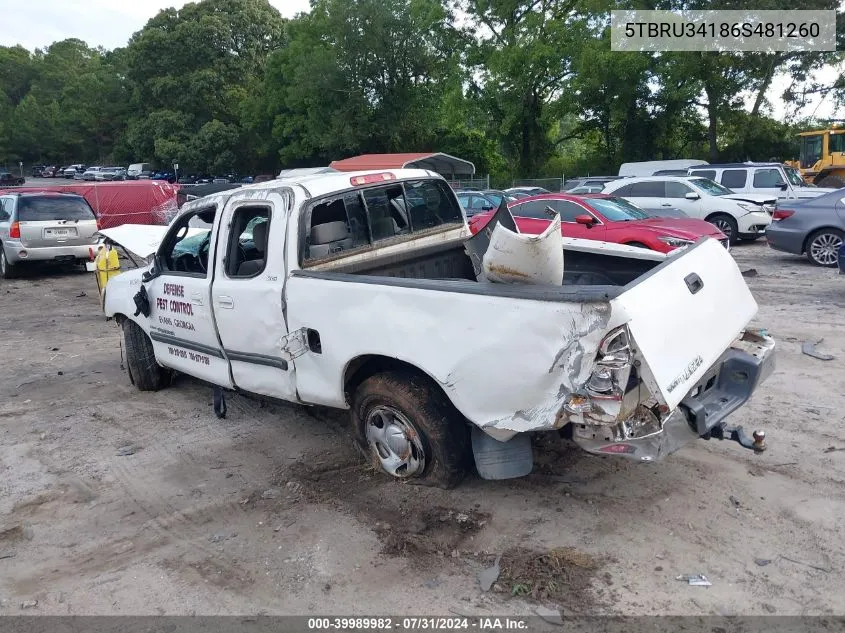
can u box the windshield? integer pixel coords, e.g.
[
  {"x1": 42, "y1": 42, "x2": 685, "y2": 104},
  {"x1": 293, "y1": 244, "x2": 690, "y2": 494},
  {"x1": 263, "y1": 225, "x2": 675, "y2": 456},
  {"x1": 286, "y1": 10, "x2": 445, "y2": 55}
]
[
  {"x1": 588, "y1": 197, "x2": 650, "y2": 221},
  {"x1": 784, "y1": 166, "x2": 805, "y2": 187},
  {"x1": 689, "y1": 177, "x2": 732, "y2": 196},
  {"x1": 18, "y1": 196, "x2": 96, "y2": 221}
]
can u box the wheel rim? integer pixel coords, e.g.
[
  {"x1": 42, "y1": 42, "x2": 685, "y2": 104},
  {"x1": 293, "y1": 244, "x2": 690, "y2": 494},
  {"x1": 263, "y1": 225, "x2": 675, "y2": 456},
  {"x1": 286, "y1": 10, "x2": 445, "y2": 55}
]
[
  {"x1": 364, "y1": 405, "x2": 426, "y2": 478},
  {"x1": 809, "y1": 233, "x2": 842, "y2": 266},
  {"x1": 713, "y1": 218, "x2": 733, "y2": 238}
]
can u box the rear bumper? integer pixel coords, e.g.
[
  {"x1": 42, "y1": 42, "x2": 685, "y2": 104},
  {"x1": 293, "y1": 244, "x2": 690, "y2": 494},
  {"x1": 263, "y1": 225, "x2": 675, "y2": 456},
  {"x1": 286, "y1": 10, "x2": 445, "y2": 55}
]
[
  {"x1": 3, "y1": 240, "x2": 94, "y2": 264},
  {"x1": 766, "y1": 225, "x2": 806, "y2": 255},
  {"x1": 573, "y1": 329, "x2": 775, "y2": 462}
]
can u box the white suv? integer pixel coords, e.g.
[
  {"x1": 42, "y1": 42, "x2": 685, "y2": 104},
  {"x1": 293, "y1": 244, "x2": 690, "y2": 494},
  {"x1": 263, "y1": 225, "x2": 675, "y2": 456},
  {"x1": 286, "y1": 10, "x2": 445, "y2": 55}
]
[{"x1": 602, "y1": 176, "x2": 775, "y2": 243}]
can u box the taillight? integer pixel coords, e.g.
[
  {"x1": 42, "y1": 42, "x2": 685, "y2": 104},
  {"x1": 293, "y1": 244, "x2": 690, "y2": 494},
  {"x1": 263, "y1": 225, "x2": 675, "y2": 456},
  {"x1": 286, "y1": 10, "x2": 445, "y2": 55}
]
[
  {"x1": 350, "y1": 172, "x2": 395, "y2": 185},
  {"x1": 9, "y1": 222, "x2": 20, "y2": 239},
  {"x1": 773, "y1": 209, "x2": 794, "y2": 221}
]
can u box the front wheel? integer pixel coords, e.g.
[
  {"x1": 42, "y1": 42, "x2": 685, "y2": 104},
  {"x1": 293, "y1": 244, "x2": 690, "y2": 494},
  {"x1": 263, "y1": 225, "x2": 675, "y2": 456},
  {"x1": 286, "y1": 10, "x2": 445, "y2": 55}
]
[
  {"x1": 805, "y1": 228, "x2": 844, "y2": 267},
  {"x1": 708, "y1": 213, "x2": 739, "y2": 245},
  {"x1": 351, "y1": 370, "x2": 469, "y2": 489},
  {"x1": 122, "y1": 319, "x2": 171, "y2": 391}
]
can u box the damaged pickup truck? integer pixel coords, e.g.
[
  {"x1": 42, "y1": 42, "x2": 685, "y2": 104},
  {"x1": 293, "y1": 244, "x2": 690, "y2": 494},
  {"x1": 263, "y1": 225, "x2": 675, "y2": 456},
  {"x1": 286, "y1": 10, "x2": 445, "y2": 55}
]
[{"x1": 101, "y1": 169, "x2": 775, "y2": 488}]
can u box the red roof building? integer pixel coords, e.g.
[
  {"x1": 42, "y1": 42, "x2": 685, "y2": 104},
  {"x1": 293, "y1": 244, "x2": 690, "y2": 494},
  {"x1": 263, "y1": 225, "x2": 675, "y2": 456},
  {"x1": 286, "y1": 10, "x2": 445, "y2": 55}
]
[{"x1": 329, "y1": 152, "x2": 475, "y2": 178}]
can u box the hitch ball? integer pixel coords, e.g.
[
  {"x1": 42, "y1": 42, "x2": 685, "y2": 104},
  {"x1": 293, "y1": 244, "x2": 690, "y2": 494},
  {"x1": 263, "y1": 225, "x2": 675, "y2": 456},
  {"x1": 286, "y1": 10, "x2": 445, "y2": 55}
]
[{"x1": 752, "y1": 430, "x2": 766, "y2": 452}]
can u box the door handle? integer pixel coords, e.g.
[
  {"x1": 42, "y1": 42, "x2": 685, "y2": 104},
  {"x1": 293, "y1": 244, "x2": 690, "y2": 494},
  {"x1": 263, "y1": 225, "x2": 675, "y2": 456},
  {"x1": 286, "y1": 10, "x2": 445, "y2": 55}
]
[
  {"x1": 217, "y1": 295, "x2": 234, "y2": 309},
  {"x1": 661, "y1": 203, "x2": 672, "y2": 207},
  {"x1": 190, "y1": 292, "x2": 204, "y2": 306}
]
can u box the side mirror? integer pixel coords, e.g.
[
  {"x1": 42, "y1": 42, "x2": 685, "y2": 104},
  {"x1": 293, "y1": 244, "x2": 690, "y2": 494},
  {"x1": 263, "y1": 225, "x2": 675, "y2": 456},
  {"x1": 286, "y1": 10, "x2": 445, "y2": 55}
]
[
  {"x1": 778, "y1": 183, "x2": 788, "y2": 190},
  {"x1": 685, "y1": 192, "x2": 700, "y2": 200},
  {"x1": 575, "y1": 214, "x2": 594, "y2": 227},
  {"x1": 141, "y1": 255, "x2": 161, "y2": 283}
]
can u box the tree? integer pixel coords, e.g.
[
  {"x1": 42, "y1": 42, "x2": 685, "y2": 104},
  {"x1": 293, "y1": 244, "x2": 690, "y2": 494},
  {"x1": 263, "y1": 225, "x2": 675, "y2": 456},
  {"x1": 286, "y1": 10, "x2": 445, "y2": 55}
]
[{"x1": 124, "y1": 0, "x2": 286, "y2": 169}]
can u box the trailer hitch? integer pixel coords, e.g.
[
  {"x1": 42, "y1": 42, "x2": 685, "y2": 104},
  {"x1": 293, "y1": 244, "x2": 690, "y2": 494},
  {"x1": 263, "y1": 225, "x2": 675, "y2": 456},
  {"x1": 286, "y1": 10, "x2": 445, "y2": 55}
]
[{"x1": 707, "y1": 424, "x2": 766, "y2": 453}]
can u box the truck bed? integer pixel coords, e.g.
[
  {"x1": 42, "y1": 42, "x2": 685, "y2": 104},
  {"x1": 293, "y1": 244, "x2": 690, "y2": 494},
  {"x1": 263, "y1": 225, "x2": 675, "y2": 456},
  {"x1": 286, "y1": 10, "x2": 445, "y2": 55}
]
[{"x1": 321, "y1": 239, "x2": 661, "y2": 288}]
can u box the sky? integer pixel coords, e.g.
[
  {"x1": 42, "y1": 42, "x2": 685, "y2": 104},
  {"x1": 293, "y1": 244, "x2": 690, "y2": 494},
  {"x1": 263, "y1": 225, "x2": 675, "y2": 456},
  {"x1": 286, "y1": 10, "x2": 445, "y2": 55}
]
[{"x1": 0, "y1": 0, "x2": 840, "y2": 121}]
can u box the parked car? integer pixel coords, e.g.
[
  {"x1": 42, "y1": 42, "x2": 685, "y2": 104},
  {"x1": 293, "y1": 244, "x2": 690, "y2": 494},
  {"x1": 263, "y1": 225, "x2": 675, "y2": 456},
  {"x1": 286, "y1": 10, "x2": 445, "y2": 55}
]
[
  {"x1": 31, "y1": 165, "x2": 45, "y2": 177},
  {"x1": 137, "y1": 170, "x2": 154, "y2": 180},
  {"x1": 468, "y1": 193, "x2": 728, "y2": 253},
  {"x1": 0, "y1": 192, "x2": 100, "y2": 278},
  {"x1": 504, "y1": 186, "x2": 551, "y2": 196},
  {"x1": 602, "y1": 176, "x2": 775, "y2": 243},
  {"x1": 151, "y1": 171, "x2": 176, "y2": 183},
  {"x1": 688, "y1": 162, "x2": 838, "y2": 201},
  {"x1": 455, "y1": 191, "x2": 497, "y2": 218},
  {"x1": 127, "y1": 163, "x2": 152, "y2": 180},
  {"x1": 0, "y1": 172, "x2": 25, "y2": 187},
  {"x1": 765, "y1": 188, "x2": 845, "y2": 266},
  {"x1": 561, "y1": 177, "x2": 622, "y2": 191},
  {"x1": 618, "y1": 159, "x2": 708, "y2": 177},
  {"x1": 99, "y1": 168, "x2": 774, "y2": 486},
  {"x1": 82, "y1": 166, "x2": 105, "y2": 181},
  {"x1": 64, "y1": 165, "x2": 85, "y2": 179},
  {"x1": 41, "y1": 166, "x2": 59, "y2": 178},
  {"x1": 96, "y1": 167, "x2": 127, "y2": 181}
]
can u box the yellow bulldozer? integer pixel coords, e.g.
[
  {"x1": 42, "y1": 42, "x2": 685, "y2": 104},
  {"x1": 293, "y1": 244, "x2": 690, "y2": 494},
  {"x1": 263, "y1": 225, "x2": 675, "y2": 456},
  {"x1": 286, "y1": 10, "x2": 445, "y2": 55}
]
[{"x1": 786, "y1": 125, "x2": 845, "y2": 188}]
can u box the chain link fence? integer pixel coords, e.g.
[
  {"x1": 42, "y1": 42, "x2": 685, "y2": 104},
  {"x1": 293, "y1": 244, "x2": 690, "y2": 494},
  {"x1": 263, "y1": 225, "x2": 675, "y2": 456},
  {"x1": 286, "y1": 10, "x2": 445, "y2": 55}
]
[
  {"x1": 445, "y1": 176, "x2": 490, "y2": 190},
  {"x1": 510, "y1": 177, "x2": 564, "y2": 192}
]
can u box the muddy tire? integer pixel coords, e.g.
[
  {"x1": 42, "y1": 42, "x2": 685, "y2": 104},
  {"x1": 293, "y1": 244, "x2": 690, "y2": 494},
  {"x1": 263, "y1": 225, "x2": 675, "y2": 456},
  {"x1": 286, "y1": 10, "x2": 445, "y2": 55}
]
[
  {"x1": 817, "y1": 176, "x2": 844, "y2": 189},
  {"x1": 0, "y1": 248, "x2": 16, "y2": 279},
  {"x1": 122, "y1": 319, "x2": 171, "y2": 391},
  {"x1": 351, "y1": 370, "x2": 469, "y2": 489},
  {"x1": 707, "y1": 213, "x2": 739, "y2": 244}
]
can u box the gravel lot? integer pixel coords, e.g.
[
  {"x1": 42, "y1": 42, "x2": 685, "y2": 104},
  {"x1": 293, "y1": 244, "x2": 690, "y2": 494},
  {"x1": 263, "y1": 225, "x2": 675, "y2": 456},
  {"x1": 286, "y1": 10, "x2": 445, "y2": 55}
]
[{"x1": 0, "y1": 240, "x2": 843, "y2": 617}]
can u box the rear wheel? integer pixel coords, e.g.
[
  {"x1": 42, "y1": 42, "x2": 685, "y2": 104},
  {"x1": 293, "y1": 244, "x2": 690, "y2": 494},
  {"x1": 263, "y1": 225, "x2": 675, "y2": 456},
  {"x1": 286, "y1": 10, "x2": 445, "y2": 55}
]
[
  {"x1": 122, "y1": 319, "x2": 171, "y2": 391},
  {"x1": 817, "y1": 176, "x2": 844, "y2": 189},
  {"x1": 351, "y1": 370, "x2": 469, "y2": 489},
  {"x1": 707, "y1": 213, "x2": 739, "y2": 244},
  {"x1": 0, "y1": 248, "x2": 16, "y2": 279},
  {"x1": 805, "y1": 228, "x2": 843, "y2": 267}
]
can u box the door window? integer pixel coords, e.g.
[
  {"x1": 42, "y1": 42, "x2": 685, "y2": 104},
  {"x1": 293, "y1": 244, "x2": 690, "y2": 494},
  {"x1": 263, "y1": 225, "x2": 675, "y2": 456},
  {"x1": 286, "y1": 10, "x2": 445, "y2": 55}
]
[
  {"x1": 628, "y1": 181, "x2": 665, "y2": 197},
  {"x1": 665, "y1": 181, "x2": 693, "y2": 198},
  {"x1": 720, "y1": 170, "x2": 748, "y2": 188},
  {"x1": 158, "y1": 207, "x2": 216, "y2": 277},
  {"x1": 690, "y1": 169, "x2": 717, "y2": 180},
  {"x1": 752, "y1": 168, "x2": 786, "y2": 188},
  {"x1": 548, "y1": 200, "x2": 590, "y2": 222},
  {"x1": 225, "y1": 207, "x2": 271, "y2": 278},
  {"x1": 510, "y1": 200, "x2": 554, "y2": 219}
]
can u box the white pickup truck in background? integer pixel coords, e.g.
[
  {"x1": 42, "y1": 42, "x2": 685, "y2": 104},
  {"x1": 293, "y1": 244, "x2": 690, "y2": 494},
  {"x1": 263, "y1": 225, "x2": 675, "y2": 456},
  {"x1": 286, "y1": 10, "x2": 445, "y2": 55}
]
[{"x1": 101, "y1": 169, "x2": 775, "y2": 488}]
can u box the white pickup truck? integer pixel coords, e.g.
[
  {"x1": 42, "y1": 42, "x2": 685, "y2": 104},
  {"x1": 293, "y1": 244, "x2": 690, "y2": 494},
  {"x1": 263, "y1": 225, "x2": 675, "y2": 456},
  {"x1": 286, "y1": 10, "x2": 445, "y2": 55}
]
[{"x1": 101, "y1": 169, "x2": 775, "y2": 488}]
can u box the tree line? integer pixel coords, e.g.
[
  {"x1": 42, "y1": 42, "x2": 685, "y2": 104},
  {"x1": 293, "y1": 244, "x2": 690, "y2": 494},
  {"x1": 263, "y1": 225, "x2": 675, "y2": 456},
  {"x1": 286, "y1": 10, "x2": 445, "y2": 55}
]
[{"x1": 1, "y1": 0, "x2": 843, "y2": 183}]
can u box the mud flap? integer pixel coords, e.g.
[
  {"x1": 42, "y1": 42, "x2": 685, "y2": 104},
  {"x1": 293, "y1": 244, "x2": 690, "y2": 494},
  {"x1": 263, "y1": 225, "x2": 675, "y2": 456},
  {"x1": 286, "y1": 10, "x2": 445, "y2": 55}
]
[{"x1": 212, "y1": 385, "x2": 227, "y2": 419}]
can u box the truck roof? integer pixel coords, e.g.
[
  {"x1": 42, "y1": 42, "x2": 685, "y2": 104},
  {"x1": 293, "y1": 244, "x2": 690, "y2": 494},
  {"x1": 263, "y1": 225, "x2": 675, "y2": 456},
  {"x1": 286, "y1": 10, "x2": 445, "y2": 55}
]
[
  {"x1": 177, "y1": 168, "x2": 441, "y2": 218},
  {"x1": 690, "y1": 162, "x2": 785, "y2": 169}
]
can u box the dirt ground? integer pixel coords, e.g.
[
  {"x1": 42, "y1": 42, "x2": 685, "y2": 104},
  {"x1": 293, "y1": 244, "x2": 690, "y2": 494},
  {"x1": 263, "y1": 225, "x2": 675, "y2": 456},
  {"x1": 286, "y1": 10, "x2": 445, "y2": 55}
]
[{"x1": 0, "y1": 239, "x2": 843, "y2": 617}]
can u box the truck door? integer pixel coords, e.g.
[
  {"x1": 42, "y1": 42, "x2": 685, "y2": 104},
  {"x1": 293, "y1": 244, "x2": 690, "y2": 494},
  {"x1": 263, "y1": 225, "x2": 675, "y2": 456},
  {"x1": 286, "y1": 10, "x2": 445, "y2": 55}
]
[
  {"x1": 211, "y1": 192, "x2": 298, "y2": 401},
  {"x1": 145, "y1": 204, "x2": 233, "y2": 387},
  {"x1": 750, "y1": 167, "x2": 791, "y2": 200}
]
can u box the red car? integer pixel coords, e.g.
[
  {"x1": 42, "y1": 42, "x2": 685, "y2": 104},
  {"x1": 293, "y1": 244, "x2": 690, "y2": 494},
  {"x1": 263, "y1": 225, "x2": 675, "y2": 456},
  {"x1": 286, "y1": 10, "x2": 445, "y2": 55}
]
[{"x1": 468, "y1": 193, "x2": 729, "y2": 253}]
